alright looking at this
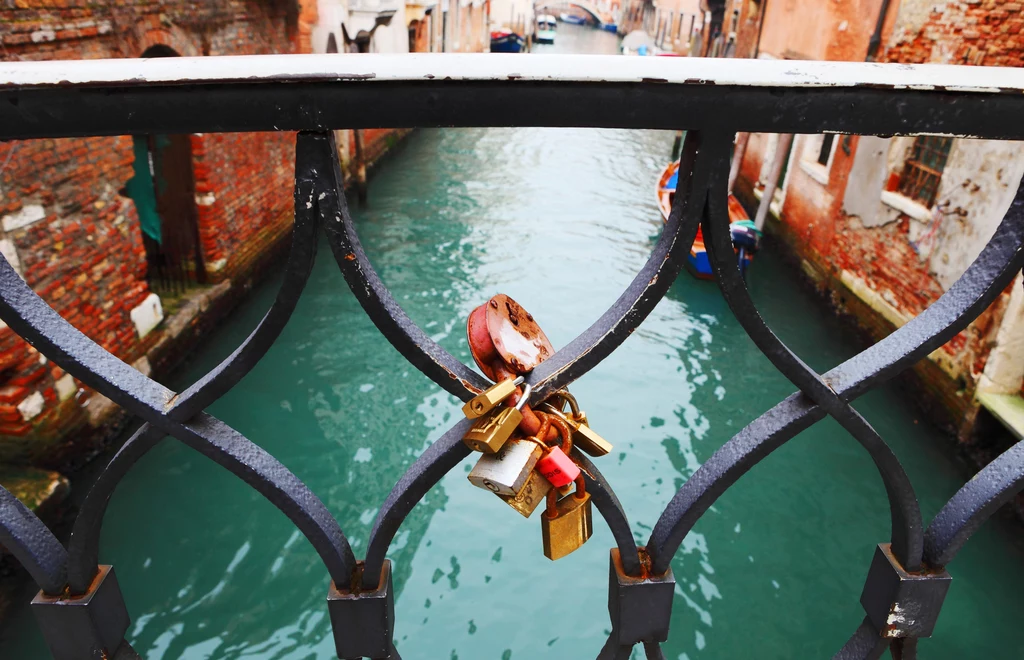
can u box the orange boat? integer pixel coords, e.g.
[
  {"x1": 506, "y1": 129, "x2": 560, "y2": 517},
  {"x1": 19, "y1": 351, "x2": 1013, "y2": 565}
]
[{"x1": 657, "y1": 160, "x2": 760, "y2": 279}]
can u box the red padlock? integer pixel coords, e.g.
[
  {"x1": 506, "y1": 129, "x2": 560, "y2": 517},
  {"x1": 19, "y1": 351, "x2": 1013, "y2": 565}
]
[{"x1": 529, "y1": 413, "x2": 581, "y2": 488}]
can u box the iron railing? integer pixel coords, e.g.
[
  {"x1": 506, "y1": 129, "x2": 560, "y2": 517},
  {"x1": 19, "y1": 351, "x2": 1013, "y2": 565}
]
[{"x1": 1, "y1": 54, "x2": 1024, "y2": 660}]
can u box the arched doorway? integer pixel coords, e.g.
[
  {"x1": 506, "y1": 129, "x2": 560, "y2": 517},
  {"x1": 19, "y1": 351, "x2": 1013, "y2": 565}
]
[{"x1": 123, "y1": 45, "x2": 205, "y2": 294}]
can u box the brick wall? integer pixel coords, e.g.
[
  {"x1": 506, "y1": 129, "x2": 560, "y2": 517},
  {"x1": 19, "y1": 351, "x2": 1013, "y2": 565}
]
[
  {"x1": 0, "y1": 1, "x2": 315, "y2": 464},
  {"x1": 885, "y1": 0, "x2": 1024, "y2": 66},
  {"x1": 193, "y1": 132, "x2": 297, "y2": 281}
]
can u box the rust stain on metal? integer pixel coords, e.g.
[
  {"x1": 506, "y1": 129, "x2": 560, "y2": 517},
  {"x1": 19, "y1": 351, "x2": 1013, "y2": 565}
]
[
  {"x1": 485, "y1": 294, "x2": 554, "y2": 374},
  {"x1": 344, "y1": 253, "x2": 356, "y2": 261}
]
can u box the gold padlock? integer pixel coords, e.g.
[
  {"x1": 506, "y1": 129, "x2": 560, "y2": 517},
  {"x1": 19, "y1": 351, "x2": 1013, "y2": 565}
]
[
  {"x1": 463, "y1": 383, "x2": 532, "y2": 454},
  {"x1": 541, "y1": 475, "x2": 593, "y2": 560},
  {"x1": 462, "y1": 376, "x2": 524, "y2": 419},
  {"x1": 497, "y1": 468, "x2": 552, "y2": 518},
  {"x1": 538, "y1": 393, "x2": 613, "y2": 457}
]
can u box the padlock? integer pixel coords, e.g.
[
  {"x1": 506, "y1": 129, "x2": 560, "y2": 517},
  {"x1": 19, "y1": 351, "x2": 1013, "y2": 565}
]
[
  {"x1": 462, "y1": 376, "x2": 524, "y2": 420},
  {"x1": 463, "y1": 383, "x2": 532, "y2": 454},
  {"x1": 497, "y1": 468, "x2": 552, "y2": 518},
  {"x1": 531, "y1": 414, "x2": 581, "y2": 488},
  {"x1": 467, "y1": 435, "x2": 543, "y2": 495},
  {"x1": 541, "y1": 391, "x2": 613, "y2": 457},
  {"x1": 541, "y1": 474, "x2": 593, "y2": 560}
]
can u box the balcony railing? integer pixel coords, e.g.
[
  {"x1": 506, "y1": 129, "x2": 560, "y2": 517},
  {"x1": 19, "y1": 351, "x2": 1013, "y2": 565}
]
[{"x1": 1, "y1": 54, "x2": 1024, "y2": 660}]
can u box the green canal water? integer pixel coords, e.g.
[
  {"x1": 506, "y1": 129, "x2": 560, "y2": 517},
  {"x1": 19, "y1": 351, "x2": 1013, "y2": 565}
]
[{"x1": 3, "y1": 23, "x2": 1024, "y2": 660}]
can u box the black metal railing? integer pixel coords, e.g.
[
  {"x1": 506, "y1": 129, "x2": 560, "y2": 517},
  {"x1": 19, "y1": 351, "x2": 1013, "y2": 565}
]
[{"x1": 1, "y1": 55, "x2": 1024, "y2": 660}]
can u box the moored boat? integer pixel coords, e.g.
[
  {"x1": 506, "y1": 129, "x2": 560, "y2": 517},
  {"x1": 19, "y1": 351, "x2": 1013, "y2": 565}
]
[
  {"x1": 657, "y1": 160, "x2": 761, "y2": 279},
  {"x1": 559, "y1": 12, "x2": 588, "y2": 25},
  {"x1": 536, "y1": 15, "x2": 557, "y2": 44},
  {"x1": 490, "y1": 29, "x2": 526, "y2": 53}
]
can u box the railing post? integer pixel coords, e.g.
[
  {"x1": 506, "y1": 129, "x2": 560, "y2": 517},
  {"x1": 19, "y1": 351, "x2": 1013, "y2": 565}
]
[
  {"x1": 606, "y1": 548, "x2": 675, "y2": 649},
  {"x1": 31, "y1": 565, "x2": 131, "y2": 660},
  {"x1": 327, "y1": 560, "x2": 396, "y2": 659},
  {"x1": 859, "y1": 544, "x2": 951, "y2": 640}
]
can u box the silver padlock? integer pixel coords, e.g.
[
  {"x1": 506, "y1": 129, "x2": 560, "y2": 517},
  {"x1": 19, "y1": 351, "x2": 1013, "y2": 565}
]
[{"x1": 467, "y1": 435, "x2": 543, "y2": 496}]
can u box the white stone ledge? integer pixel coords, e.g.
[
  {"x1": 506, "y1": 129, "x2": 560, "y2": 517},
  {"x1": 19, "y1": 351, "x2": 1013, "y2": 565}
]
[{"x1": 880, "y1": 190, "x2": 933, "y2": 223}]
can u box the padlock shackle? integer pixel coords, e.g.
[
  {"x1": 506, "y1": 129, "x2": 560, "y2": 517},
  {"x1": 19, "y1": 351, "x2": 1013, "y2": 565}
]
[
  {"x1": 535, "y1": 402, "x2": 575, "y2": 429},
  {"x1": 545, "y1": 488, "x2": 558, "y2": 518},
  {"x1": 546, "y1": 414, "x2": 574, "y2": 456},
  {"x1": 574, "y1": 474, "x2": 587, "y2": 500},
  {"x1": 546, "y1": 389, "x2": 581, "y2": 418},
  {"x1": 513, "y1": 382, "x2": 533, "y2": 411}
]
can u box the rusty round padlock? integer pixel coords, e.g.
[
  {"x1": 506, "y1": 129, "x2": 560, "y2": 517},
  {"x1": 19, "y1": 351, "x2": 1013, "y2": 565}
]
[
  {"x1": 468, "y1": 294, "x2": 554, "y2": 378},
  {"x1": 467, "y1": 294, "x2": 557, "y2": 441}
]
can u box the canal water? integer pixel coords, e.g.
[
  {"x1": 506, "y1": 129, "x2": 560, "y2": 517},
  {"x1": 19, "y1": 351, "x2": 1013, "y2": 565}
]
[{"x1": 3, "y1": 22, "x2": 1024, "y2": 660}]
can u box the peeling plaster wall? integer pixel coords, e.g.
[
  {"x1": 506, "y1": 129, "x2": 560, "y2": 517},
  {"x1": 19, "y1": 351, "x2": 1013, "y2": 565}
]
[
  {"x1": 979, "y1": 273, "x2": 1024, "y2": 395},
  {"x1": 753, "y1": 0, "x2": 888, "y2": 61},
  {"x1": 928, "y1": 140, "x2": 1024, "y2": 290},
  {"x1": 843, "y1": 136, "x2": 890, "y2": 228}
]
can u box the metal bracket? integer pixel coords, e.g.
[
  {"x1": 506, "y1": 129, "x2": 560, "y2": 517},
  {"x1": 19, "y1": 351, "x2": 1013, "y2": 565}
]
[
  {"x1": 31, "y1": 565, "x2": 130, "y2": 660},
  {"x1": 859, "y1": 543, "x2": 951, "y2": 639},
  {"x1": 607, "y1": 547, "x2": 675, "y2": 646},
  {"x1": 328, "y1": 560, "x2": 395, "y2": 659}
]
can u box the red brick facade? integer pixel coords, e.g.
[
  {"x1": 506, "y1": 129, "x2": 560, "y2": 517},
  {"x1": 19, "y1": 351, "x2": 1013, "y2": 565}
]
[
  {"x1": 884, "y1": 0, "x2": 1024, "y2": 66},
  {"x1": 0, "y1": 1, "x2": 316, "y2": 463}
]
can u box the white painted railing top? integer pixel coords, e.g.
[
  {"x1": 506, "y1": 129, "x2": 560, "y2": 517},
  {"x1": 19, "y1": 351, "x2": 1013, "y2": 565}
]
[{"x1": 2, "y1": 54, "x2": 1024, "y2": 94}]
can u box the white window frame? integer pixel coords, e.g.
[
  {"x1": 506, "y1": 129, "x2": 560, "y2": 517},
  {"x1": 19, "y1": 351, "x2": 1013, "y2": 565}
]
[
  {"x1": 799, "y1": 133, "x2": 839, "y2": 186},
  {"x1": 878, "y1": 136, "x2": 953, "y2": 222}
]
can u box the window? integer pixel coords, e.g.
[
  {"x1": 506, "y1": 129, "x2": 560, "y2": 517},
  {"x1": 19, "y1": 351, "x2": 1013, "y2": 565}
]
[
  {"x1": 897, "y1": 136, "x2": 953, "y2": 208},
  {"x1": 798, "y1": 133, "x2": 837, "y2": 185},
  {"x1": 817, "y1": 134, "x2": 835, "y2": 166}
]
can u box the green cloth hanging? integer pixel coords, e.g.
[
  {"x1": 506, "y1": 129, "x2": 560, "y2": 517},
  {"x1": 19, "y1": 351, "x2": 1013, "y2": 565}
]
[{"x1": 125, "y1": 135, "x2": 162, "y2": 244}]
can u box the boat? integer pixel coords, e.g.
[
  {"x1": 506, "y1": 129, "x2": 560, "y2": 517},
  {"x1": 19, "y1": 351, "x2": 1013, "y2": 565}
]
[
  {"x1": 599, "y1": 22, "x2": 617, "y2": 32},
  {"x1": 560, "y1": 12, "x2": 588, "y2": 25},
  {"x1": 620, "y1": 29, "x2": 663, "y2": 56},
  {"x1": 536, "y1": 15, "x2": 557, "y2": 44},
  {"x1": 490, "y1": 29, "x2": 525, "y2": 53},
  {"x1": 657, "y1": 160, "x2": 761, "y2": 279}
]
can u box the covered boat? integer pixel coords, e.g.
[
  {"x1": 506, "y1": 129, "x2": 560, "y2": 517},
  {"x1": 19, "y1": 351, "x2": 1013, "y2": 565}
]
[
  {"x1": 490, "y1": 29, "x2": 526, "y2": 53},
  {"x1": 536, "y1": 15, "x2": 557, "y2": 43},
  {"x1": 657, "y1": 160, "x2": 761, "y2": 279}
]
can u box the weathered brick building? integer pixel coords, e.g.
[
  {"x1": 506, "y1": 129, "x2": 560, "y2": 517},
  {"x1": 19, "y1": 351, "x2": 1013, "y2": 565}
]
[
  {"x1": 729, "y1": 0, "x2": 1024, "y2": 443},
  {"x1": 0, "y1": 1, "x2": 318, "y2": 465}
]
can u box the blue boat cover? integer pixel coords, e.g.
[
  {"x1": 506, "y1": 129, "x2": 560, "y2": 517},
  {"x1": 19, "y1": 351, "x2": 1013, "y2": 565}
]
[{"x1": 664, "y1": 170, "x2": 678, "y2": 190}]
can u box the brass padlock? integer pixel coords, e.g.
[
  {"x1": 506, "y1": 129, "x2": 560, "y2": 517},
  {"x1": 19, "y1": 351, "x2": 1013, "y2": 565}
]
[
  {"x1": 539, "y1": 392, "x2": 613, "y2": 457},
  {"x1": 495, "y1": 417, "x2": 562, "y2": 518},
  {"x1": 463, "y1": 383, "x2": 532, "y2": 454},
  {"x1": 497, "y1": 468, "x2": 552, "y2": 518},
  {"x1": 541, "y1": 475, "x2": 593, "y2": 560},
  {"x1": 467, "y1": 435, "x2": 543, "y2": 495},
  {"x1": 462, "y1": 376, "x2": 524, "y2": 419}
]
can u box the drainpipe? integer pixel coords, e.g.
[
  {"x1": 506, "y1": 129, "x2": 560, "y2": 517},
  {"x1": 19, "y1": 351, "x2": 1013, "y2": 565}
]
[
  {"x1": 752, "y1": 0, "x2": 768, "y2": 58},
  {"x1": 353, "y1": 129, "x2": 368, "y2": 204},
  {"x1": 727, "y1": 132, "x2": 750, "y2": 193},
  {"x1": 866, "y1": 0, "x2": 893, "y2": 62},
  {"x1": 753, "y1": 133, "x2": 793, "y2": 231}
]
